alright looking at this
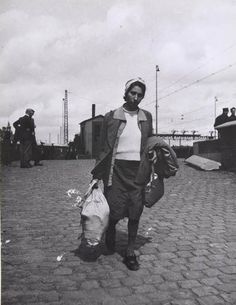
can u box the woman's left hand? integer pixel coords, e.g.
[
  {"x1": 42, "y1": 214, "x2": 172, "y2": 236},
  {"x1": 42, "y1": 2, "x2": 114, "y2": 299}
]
[{"x1": 148, "y1": 150, "x2": 157, "y2": 163}]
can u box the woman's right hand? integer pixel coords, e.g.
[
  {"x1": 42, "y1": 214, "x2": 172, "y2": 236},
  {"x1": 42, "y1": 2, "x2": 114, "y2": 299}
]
[{"x1": 91, "y1": 178, "x2": 99, "y2": 189}]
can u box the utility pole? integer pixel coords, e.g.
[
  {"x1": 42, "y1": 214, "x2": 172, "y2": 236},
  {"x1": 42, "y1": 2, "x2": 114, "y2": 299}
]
[
  {"x1": 63, "y1": 90, "x2": 68, "y2": 144},
  {"x1": 59, "y1": 126, "x2": 62, "y2": 145},
  {"x1": 155, "y1": 65, "x2": 160, "y2": 135},
  {"x1": 214, "y1": 96, "x2": 218, "y2": 139}
]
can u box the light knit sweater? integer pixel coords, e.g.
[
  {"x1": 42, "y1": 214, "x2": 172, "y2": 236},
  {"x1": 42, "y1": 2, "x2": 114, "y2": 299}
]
[{"x1": 115, "y1": 108, "x2": 141, "y2": 161}]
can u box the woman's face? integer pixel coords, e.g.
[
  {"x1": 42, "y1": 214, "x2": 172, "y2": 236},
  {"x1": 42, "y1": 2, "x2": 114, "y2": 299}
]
[{"x1": 125, "y1": 85, "x2": 144, "y2": 110}]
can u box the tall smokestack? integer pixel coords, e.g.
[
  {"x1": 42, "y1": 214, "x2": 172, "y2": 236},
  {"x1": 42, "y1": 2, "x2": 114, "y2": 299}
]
[{"x1": 92, "y1": 104, "x2": 96, "y2": 118}]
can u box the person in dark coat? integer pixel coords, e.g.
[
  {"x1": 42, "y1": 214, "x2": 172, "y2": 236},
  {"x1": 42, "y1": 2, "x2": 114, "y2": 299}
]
[
  {"x1": 13, "y1": 108, "x2": 43, "y2": 167},
  {"x1": 214, "y1": 108, "x2": 229, "y2": 127},
  {"x1": 1, "y1": 125, "x2": 13, "y2": 165},
  {"x1": 13, "y1": 108, "x2": 36, "y2": 168},
  {"x1": 91, "y1": 78, "x2": 153, "y2": 271},
  {"x1": 228, "y1": 107, "x2": 236, "y2": 121}
]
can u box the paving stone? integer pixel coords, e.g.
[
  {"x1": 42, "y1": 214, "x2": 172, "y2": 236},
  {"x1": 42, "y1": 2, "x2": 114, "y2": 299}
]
[
  {"x1": 80, "y1": 279, "x2": 100, "y2": 289},
  {"x1": 85, "y1": 288, "x2": 115, "y2": 303},
  {"x1": 139, "y1": 254, "x2": 157, "y2": 262},
  {"x1": 157, "y1": 252, "x2": 177, "y2": 259},
  {"x1": 108, "y1": 287, "x2": 132, "y2": 297},
  {"x1": 139, "y1": 247, "x2": 158, "y2": 255},
  {"x1": 197, "y1": 295, "x2": 226, "y2": 305},
  {"x1": 158, "y1": 282, "x2": 179, "y2": 291},
  {"x1": 100, "y1": 278, "x2": 122, "y2": 288},
  {"x1": 177, "y1": 240, "x2": 193, "y2": 246},
  {"x1": 193, "y1": 249, "x2": 211, "y2": 256},
  {"x1": 61, "y1": 289, "x2": 99, "y2": 303},
  {"x1": 169, "y1": 265, "x2": 188, "y2": 273},
  {"x1": 171, "y1": 257, "x2": 188, "y2": 265},
  {"x1": 176, "y1": 251, "x2": 194, "y2": 258},
  {"x1": 170, "y1": 289, "x2": 195, "y2": 299},
  {"x1": 148, "y1": 265, "x2": 168, "y2": 274},
  {"x1": 176, "y1": 245, "x2": 193, "y2": 251},
  {"x1": 191, "y1": 286, "x2": 219, "y2": 297},
  {"x1": 220, "y1": 291, "x2": 236, "y2": 303},
  {"x1": 120, "y1": 276, "x2": 143, "y2": 286},
  {"x1": 102, "y1": 299, "x2": 125, "y2": 305},
  {"x1": 200, "y1": 277, "x2": 223, "y2": 286},
  {"x1": 203, "y1": 268, "x2": 224, "y2": 277},
  {"x1": 214, "y1": 283, "x2": 236, "y2": 293},
  {"x1": 189, "y1": 256, "x2": 209, "y2": 264},
  {"x1": 132, "y1": 284, "x2": 157, "y2": 294},
  {"x1": 132, "y1": 267, "x2": 150, "y2": 276},
  {"x1": 121, "y1": 294, "x2": 150, "y2": 304},
  {"x1": 178, "y1": 280, "x2": 201, "y2": 289},
  {"x1": 206, "y1": 260, "x2": 226, "y2": 268},
  {"x1": 171, "y1": 299, "x2": 198, "y2": 305},
  {"x1": 162, "y1": 271, "x2": 185, "y2": 281},
  {"x1": 53, "y1": 267, "x2": 73, "y2": 275},
  {"x1": 109, "y1": 270, "x2": 128, "y2": 279},
  {"x1": 143, "y1": 274, "x2": 164, "y2": 285},
  {"x1": 218, "y1": 273, "x2": 236, "y2": 283},
  {"x1": 38, "y1": 291, "x2": 60, "y2": 302},
  {"x1": 187, "y1": 262, "x2": 209, "y2": 271},
  {"x1": 148, "y1": 290, "x2": 173, "y2": 302},
  {"x1": 220, "y1": 266, "x2": 236, "y2": 274}
]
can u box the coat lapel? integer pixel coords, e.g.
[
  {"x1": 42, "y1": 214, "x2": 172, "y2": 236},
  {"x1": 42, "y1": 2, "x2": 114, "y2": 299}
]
[{"x1": 106, "y1": 106, "x2": 149, "y2": 151}]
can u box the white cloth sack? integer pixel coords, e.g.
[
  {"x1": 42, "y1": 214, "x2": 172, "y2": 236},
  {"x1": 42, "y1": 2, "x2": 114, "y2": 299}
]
[{"x1": 81, "y1": 182, "x2": 109, "y2": 246}]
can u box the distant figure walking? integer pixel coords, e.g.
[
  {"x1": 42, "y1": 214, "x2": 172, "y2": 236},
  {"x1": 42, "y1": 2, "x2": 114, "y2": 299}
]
[
  {"x1": 228, "y1": 107, "x2": 236, "y2": 122},
  {"x1": 214, "y1": 108, "x2": 229, "y2": 127},
  {"x1": 91, "y1": 78, "x2": 153, "y2": 271},
  {"x1": 13, "y1": 108, "x2": 42, "y2": 168}
]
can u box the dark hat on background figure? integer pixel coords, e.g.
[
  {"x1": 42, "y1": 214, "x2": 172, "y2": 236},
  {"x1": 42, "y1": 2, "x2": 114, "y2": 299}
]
[
  {"x1": 124, "y1": 77, "x2": 146, "y2": 99},
  {"x1": 223, "y1": 108, "x2": 229, "y2": 111},
  {"x1": 25, "y1": 108, "x2": 35, "y2": 115},
  {"x1": 230, "y1": 107, "x2": 235, "y2": 111}
]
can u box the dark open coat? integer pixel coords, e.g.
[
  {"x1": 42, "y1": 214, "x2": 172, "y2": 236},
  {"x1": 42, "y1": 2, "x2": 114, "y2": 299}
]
[
  {"x1": 13, "y1": 115, "x2": 35, "y2": 143},
  {"x1": 91, "y1": 106, "x2": 153, "y2": 187}
]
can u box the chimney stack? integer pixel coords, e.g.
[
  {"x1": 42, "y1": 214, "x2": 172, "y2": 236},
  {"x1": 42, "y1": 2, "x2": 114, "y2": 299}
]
[{"x1": 92, "y1": 104, "x2": 96, "y2": 118}]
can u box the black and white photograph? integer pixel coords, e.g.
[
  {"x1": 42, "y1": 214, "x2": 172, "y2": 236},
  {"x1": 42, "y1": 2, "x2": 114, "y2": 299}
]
[{"x1": 1, "y1": 0, "x2": 236, "y2": 304}]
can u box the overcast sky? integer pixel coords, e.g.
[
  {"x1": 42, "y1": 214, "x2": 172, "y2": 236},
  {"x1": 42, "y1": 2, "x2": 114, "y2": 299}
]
[{"x1": 1, "y1": 0, "x2": 236, "y2": 143}]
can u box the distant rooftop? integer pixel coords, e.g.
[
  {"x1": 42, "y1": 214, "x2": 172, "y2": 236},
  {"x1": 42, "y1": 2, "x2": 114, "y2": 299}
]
[{"x1": 80, "y1": 115, "x2": 104, "y2": 125}]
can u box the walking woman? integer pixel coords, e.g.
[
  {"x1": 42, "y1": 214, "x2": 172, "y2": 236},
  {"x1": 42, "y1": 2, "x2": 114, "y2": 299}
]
[{"x1": 91, "y1": 78, "x2": 153, "y2": 270}]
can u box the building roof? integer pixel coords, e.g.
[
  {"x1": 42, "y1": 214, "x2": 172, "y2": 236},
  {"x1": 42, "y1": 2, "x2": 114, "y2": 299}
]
[{"x1": 80, "y1": 115, "x2": 104, "y2": 125}]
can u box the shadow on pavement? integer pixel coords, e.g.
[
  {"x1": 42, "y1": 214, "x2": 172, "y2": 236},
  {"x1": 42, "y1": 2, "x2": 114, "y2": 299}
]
[{"x1": 71, "y1": 230, "x2": 152, "y2": 262}]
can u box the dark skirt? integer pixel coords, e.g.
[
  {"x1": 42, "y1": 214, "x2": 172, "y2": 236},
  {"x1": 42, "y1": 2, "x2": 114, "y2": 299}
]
[{"x1": 104, "y1": 159, "x2": 144, "y2": 221}]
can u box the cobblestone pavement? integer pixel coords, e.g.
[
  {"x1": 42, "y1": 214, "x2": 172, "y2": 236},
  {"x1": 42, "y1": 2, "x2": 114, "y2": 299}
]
[{"x1": 1, "y1": 159, "x2": 236, "y2": 305}]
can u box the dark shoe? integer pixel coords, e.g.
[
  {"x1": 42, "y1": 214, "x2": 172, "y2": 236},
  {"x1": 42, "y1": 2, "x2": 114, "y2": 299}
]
[
  {"x1": 34, "y1": 162, "x2": 43, "y2": 166},
  {"x1": 123, "y1": 254, "x2": 139, "y2": 271}
]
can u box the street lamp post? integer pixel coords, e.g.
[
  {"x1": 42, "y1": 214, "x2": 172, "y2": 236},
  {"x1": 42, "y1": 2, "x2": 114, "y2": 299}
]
[
  {"x1": 155, "y1": 65, "x2": 160, "y2": 135},
  {"x1": 214, "y1": 96, "x2": 218, "y2": 139}
]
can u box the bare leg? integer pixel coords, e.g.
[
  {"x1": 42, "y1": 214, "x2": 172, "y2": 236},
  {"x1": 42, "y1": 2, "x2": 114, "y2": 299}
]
[
  {"x1": 123, "y1": 218, "x2": 140, "y2": 270},
  {"x1": 105, "y1": 218, "x2": 119, "y2": 252}
]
